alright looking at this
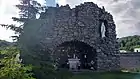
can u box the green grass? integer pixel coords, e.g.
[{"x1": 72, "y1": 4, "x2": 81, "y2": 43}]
[
  {"x1": 56, "y1": 70, "x2": 140, "y2": 79},
  {"x1": 71, "y1": 72, "x2": 139, "y2": 79}
]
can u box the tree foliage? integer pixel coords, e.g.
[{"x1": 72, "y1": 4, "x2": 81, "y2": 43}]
[
  {"x1": 16, "y1": 0, "x2": 44, "y2": 19},
  {"x1": 0, "y1": 0, "x2": 45, "y2": 41},
  {"x1": 0, "y1": 0, "x2": 56, "y2": 79},
  {"x1": 18, "y1": 19, "x2": 56, "y2": 79},
  {"x1": 118, "y1": 35, "x2": 140, "y2": 51},
  {"x1": 0, "y1": 47, "x2": 36, "y2": 79},
  {"x1": 20, "y1": 42, "x2": 56, "y2": 79}
]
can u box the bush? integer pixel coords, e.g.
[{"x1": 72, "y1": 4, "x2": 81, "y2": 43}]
[{"x1": 0, "y1": 47, "x2": 36, "y2": 79}]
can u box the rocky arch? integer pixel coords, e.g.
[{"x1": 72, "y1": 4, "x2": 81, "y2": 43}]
[{"x1": 54, "y1": 40, "x2": 97, "y2": 69}]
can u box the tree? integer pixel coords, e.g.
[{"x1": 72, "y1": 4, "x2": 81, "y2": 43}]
[
  {"x1": 0, "y1": 0, "x2": 45, "y2": 41},
  {"x1": 16, "y1": 0, "x2": 44, "y2": 19},
  {"x1": 0, "y1": 47, "x2": 36, "y2": 79},
  {"x1": 0, "y1": 1, "x2": 56, "y2": 79},
  {"x1": 20, "y1": 42, "x2": 56, "y2": 79},
  {"x1": 119, "y1": 35, "x2": 140, "y2": 51}
]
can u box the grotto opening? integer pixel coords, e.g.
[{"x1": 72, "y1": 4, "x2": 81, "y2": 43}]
[{"x1": 54, "y1": 40, "x2": 97, "y2": 70}]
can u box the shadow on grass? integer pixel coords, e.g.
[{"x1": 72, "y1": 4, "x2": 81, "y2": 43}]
[{"x1": 55, "y1": 69, "x2": 140, "y2": 79}]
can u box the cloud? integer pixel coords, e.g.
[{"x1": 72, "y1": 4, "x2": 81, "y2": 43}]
[
  {"x1": 57, "y1": 0, "x2": 67, "y2": 5},
  {"x1": 3, "y1": 4, "x2": 17, "y2": 15},
  {"x1": 109, "y1": 0, "x2": 140, "y2": 37},
  {"x1": 0, "y1": 0, "x2": 19, "y2": 42}
]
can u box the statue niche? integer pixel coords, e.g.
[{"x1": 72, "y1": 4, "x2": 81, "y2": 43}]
[{"x1": 99, "y1": 20, "x2": 107, "y2": 38}]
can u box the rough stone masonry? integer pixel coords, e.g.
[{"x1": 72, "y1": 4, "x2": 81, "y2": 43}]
[{"x1": 21, "y1": 2, "x2": 120, "y2": 71}]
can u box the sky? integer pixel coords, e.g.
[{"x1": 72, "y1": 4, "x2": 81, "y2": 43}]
[
  {"x1": 46, "y1": 0, "x2": 56, "y2": 6},
  {"x1": 0, "y1": 0, "x2": 140, "y2": 42}
]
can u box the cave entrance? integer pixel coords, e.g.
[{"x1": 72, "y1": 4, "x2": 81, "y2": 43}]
[{"x1": 54, "y1": 40, "x2": 97, "y2": 70}]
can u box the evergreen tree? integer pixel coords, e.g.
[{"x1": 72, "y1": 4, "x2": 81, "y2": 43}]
[
  {"x1": 15, "y1": 0, "x2": 44, "y2": 19},
  {"x1": 0, "y1": 1, "x2": 56, "y2": 79},
  {"x1": 0, "y1": 0, "x2": 45, "y2": 41}
]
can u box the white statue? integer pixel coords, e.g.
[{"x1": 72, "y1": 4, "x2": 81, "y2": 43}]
[
  {"x1": 73, "y1": 54, "x2": 76, "y2": 58},
  {"x1": 101, "y1": 22, "x2": 106, "y2": 37}
]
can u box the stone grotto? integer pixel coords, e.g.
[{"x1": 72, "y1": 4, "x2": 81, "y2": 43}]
[{"x1": 20, "y1": 2, "x2": 120, "y2": 71}]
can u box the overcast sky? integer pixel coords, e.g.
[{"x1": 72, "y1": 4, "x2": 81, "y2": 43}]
[{"x1": 0, "y1": 0, "x2": 140, "y2": 42}]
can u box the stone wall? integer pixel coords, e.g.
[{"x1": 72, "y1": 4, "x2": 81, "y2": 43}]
[
  {"x1": 21, "y1": 2, "x2": 120, "y2": 71},
  {"x1": 120, "y1": 53, "x2": 140, "y2": 70}
]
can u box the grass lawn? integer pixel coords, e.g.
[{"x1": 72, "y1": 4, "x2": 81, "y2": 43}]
[{"x1": 56, "y1": 69, "x2": 140, "y2": 79}]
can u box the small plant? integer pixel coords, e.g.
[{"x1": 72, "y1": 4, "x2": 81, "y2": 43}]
[{"x1": 0, "y1": 47, "x2": 36, "y2": 79}]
